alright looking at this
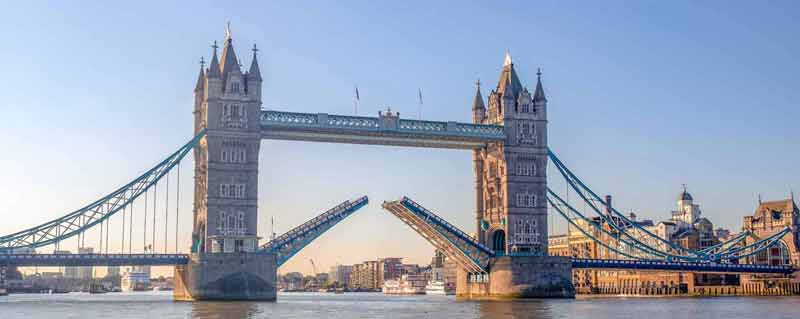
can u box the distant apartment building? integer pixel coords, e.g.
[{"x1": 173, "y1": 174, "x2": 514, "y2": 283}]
[
  {"x1": 348, "y1": 260, "x2": 379, "y2": 290},
  {"x1": 377, "y1": 257, "x2": 403, "y2": 288},
  {"x1": 106, "y1": 266, "x2": 120, "y2": 277},
  {"x1": 328, "y1": 265, "x2": 353, "y2": 285},
  {"x1": 76, "y1": 247, "x2": 94, "y2": 280}
]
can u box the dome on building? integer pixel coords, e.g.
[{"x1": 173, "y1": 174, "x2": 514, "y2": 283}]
[{"x1": 678, "y1": 189, "x2": 693, "y2": 201}]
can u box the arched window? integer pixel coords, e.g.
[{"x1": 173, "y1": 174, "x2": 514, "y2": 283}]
[{"x1": 492, "y1": 229, "x2": 506, "y2": 253}]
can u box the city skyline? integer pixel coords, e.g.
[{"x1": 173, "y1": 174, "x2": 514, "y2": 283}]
[{"x1": 1, "y1": 1, "x2": 799, "y2": 276}]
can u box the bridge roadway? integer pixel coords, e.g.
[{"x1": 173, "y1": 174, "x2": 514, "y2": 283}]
[
  {"x1": 0, "y1": 254, "x2": 793, "y2": 274},
  {"x1": 260, "y1": 110, "x2": 506, "y2": 149}
]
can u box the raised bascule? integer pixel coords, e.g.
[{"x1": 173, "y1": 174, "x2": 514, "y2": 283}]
[{"x1": 1, "y1": 28, "x2": 798, "y2": 300}]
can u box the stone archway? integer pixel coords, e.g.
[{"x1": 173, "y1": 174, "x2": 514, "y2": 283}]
[{"x1": 492, "y1": 229, "x2": 506, "y2": 254}]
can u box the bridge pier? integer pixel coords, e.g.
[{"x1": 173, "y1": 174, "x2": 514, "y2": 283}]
[
  {"x1": 457, "y1": 256, "x2": 574, "y2": 299},
  {"x1": 173, "y1": 252, "x2": 277, "y2": 301}
]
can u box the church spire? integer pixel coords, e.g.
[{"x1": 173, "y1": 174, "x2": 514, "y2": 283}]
[
  {"x1": 248, "y1": 44, "x2": 262, "y2": 81},
  {"x1": 208, "y1": 41, "x2": 221, "y2": 78},
  {"x1": 533, "y1": 68, "x2": 547, "y2": 102}
]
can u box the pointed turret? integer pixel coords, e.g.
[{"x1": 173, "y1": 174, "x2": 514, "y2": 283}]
[
  {"x1": 194, "y1": 58, "x2": 205, "y2": 92},
  {"x1": 208, "y1": 41, "x2": 221, "y2": 78},
  {"x1": 472, "y1": 80, "x2": 486, "y2": 124},
  {"x1": 220, "y1": 36, "x2": 240, "y2": 78},
  {"x1": 472, "y1": 80, "x2": 485, "y2": 111},
  {"x1": 496, "y1": 50, "x2": 523, "y2": 99},
  {"x1": 533, "y1": 68, "x2": 546, "y2": 102},
  {"x1": 248, "y1": 44, "x2": 262, "y2": 81}
]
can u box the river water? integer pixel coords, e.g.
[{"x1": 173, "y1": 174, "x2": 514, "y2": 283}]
[{"x1": 1, "y1": 291, "x2": 798, "y2": 319}]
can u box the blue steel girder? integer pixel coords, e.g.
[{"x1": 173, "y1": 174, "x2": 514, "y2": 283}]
[
  {"x1": 0, "y1": 130, "x2": 206, "y2": 252},
  {"x1": 0, "y1": 253, "x2": 189, "y2": 267},
  {"x1": 260, "y1": 110, "x2": 506, "y2": 150},
  {"x1": 382, "y1": 197, "x2": 493, "y2": 273},
  {"x1": 571, "y1": 258, "x2": 796, "y2": 274},
  {"x1": 261, "y1": 196, "x2": 369, "y2": 267},
  {"x1": 548, "y1": 149, "x2": 700, "y2": 260}
]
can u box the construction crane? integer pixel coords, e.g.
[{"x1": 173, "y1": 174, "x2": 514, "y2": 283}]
[{"x1": 309, "y1": 258, "x2": 318, "y2": 276}]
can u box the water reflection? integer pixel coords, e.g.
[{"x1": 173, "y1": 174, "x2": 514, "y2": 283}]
[
  {"x1": 477, "y1": 300, "x2": 554, "y2": 319},
  {"x1": 191, "y1": 301, "x2": 259, "y2": 319}
]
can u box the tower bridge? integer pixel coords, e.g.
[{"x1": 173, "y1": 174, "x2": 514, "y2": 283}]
[{"x1": 1, "y1": 29, "x2": 798, "y2": 300}]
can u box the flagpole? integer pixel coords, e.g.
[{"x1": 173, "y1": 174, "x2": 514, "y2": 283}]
[
  {"x1": 418, "y1": 88, "x2": 423, "y2": 120},
  {"x1": 354, "y1": 85, "x2": 360, "y2": 115}
]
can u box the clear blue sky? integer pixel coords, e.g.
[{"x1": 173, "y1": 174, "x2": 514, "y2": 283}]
[{"x1": 1, "y1": 1, "x2": 798, "y2": 275}]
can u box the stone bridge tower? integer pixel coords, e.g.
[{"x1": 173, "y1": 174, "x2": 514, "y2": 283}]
[
  {"x1": 176, "y1": 28, "x2": 276, "y2": 301},
  {"x1": 472, "y1": 51, "x2": 548, "y2": 256},
  {"x1": 192, "y1": 29, "x2": 263, "y2": 254}
]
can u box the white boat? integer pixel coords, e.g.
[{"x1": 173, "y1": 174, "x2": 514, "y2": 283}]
[
  {"x1": 382, "y1": 274, "x2": 426, "y2": 295},
  {"x1": 425, "y1": 280, "x2": 455, "y2": 295}
]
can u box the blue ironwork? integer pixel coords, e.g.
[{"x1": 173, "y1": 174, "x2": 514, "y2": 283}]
[
  {"x1": 0, "y1": 130, "x2": 206, "y2": 252},
  {"x1": 260, "y1": 110, "x2": 505, "y2": 149},
  {"x1": 383, "y1": 197, "x2": 493, "y2": 273},
  {"x1": 547, "y1": 190, "x2": 652, "y2": 260},
  {"x1": 697, "y1": 230, "x2": 750, "y2": 255},
  {"x1": 548, "y1": 149, "x2": 700, "y2": 260},
  {"x1": 261, "y1": 196, "x2": 369, "y2": 267},
  {"x1": 572, "y1": 258, "x2": 795, "y2": 274},
  {"x1": 547, "y1": 148, "x2": 794, "y2": 263},
  {"x1": 716, "y1": 228, "x2": 792, "y2": 260},
  {"x1": 0, "y1": 253, "x2": 189, "y2": 267}
]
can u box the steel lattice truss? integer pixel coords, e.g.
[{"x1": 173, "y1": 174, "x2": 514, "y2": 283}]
[
  {"x1": 547, "y1": 148, "x2": 794, "y2": 263},
  {"x1": 0, "y1": 130, "x2": 206, "y2": 252},
  {"x1": 382, "y1": 197, "x2": 493, "y2": 273},
  {"x1": 261, "y1": 196, "x2": 369, "y2": 267}
]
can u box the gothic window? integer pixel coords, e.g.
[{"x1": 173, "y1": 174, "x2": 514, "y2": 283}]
[
  {"x1": 516, "y1": 161, "x2": 536, "y2": 176},
  {"x1": 516, "y1": 192, "x2": 536, "y2": 208},
  {"x1": 521, "y1": 103, "x2": 529, "y2": 113},
  {"x1": 512, "y1": 219, "x2": 540, "y2": 245},
  {"x1": 222, "y1": 104, "x2": 248, "y2": 128},
  {"x1": 237, "y1": 211, "x2": 245, "y2": 235},
  {"x1": 231, "y1": 82, "x2": 240, "y2": 93},
  {"x1": 221, "y1": 150, "x2": 228, "y2": 162},
  {"x1": 517, "y1": 121, "x2": 537, "y2": 145},
  {"x1": 237, "y1": 184, "x2": 245, "y2": 198},
  {"x1": 218, "y1": 211, "x2": 227, "y2": 234},
  {"x1": 220, "y1": 184, "x2": 228, "y2": 197}
]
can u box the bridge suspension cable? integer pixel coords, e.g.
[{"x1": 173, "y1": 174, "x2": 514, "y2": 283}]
[
  {"x1": 0, "y1": 130, "x2": 205, "y2": 252},
  {"x1": 546, "y1": 147, "x2": 793, "y2": 263}
]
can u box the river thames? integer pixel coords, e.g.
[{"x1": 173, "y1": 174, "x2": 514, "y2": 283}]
[{"x1": 1, "y1": 292, "x2": 799, "y2": 319}]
